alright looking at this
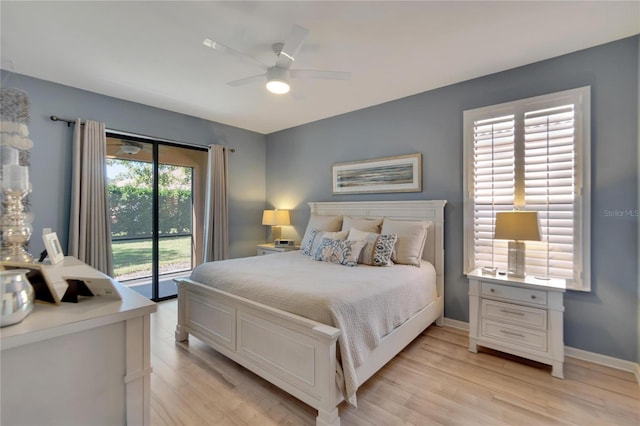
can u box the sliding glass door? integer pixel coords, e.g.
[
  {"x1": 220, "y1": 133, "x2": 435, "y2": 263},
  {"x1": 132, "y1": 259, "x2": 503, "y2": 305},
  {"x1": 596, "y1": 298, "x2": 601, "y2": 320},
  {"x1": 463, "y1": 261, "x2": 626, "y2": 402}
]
[{"x1": 106, "y1": 135, "x2": 207, "y2": 301}]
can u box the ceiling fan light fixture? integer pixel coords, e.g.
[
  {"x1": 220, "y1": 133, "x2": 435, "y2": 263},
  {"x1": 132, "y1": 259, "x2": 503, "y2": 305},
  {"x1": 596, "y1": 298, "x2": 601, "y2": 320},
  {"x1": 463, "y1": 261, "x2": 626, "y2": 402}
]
[
  {"x1": 266, "y1": 67, "x2": 291, "y2": 94},
  {"x1": 266, "y1": 80, "x2": 290, "y2": 94},
  {"x1": 121, "y1": 144, "x2": 141, "y2": 155}
]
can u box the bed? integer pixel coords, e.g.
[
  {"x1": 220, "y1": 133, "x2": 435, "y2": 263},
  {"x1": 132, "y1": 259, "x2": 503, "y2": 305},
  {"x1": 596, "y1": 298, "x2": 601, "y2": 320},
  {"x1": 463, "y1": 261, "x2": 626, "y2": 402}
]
[{"x1": 175, "y1": 200, "x2": 446, "y2": 426}]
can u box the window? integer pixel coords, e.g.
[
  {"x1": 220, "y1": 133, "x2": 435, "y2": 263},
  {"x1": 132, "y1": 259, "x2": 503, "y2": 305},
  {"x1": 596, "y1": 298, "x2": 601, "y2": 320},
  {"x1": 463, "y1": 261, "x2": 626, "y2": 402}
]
[
  {"x1": 463, "y1": 87, "x2": 591, "y2": 291},
  {"x1": 106, "y1": 134, "x2": 208, "y2": 301}
]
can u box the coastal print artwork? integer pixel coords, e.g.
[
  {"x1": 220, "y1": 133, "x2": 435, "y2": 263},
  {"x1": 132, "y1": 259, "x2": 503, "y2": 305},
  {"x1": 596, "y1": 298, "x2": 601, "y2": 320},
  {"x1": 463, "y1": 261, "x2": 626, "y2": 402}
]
[{"x1": 331, "y1": 153, "x2": 422, "y2": 194}]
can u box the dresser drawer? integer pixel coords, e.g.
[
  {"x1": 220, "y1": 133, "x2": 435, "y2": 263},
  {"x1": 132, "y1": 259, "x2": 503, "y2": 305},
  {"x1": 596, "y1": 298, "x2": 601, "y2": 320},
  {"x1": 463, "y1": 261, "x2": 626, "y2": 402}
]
[
  {"x1": 481, "y1": 299, "x2": 547, "y2": 330},
  {"x1": 481, "y1": 319, "x2": 547, "y2": 351},
  {"x1": 482, "y1": 282, "x2": 547, "y2": 306}
]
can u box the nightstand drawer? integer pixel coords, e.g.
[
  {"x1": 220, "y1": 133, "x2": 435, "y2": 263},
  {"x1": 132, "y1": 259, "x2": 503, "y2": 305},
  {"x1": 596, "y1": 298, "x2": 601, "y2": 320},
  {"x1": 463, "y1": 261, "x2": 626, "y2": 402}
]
[
  {"x1": 482, "y1": 282, "x2": 547, "y2": 306},
  {"x1": 257, "y1": 244, "x2": 299, "y2": 256},
  {"x1": 481, "y1": 319, "x2": 547, "y2": 351},
  {"x1": 481, "y1": 299, "x2": 547, "y2": 330}
]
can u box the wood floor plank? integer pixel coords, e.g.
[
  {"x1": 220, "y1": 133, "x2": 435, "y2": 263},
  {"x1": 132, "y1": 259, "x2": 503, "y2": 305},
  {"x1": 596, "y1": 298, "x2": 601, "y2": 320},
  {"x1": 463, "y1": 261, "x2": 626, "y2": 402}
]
[
  {"x1": 415, "y1": 333, "x2": 640, "y2": 418},
  {"x1": 150, "y1": 300, "x2": 639, "y2": 425}
]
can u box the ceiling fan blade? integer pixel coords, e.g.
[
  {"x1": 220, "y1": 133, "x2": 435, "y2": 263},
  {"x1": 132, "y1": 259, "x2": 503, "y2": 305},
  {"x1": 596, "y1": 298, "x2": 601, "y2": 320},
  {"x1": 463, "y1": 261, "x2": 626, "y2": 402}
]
[
  {"x1": 203, "y1": 38, "x2": 268, "y2": 70},
  {"x1": 275, "y1": 24, "x2": 309, "y2": 68},
  {"x1": 290, "y1": 70, "x2": 351, "y2": 80},
  {"x1": 227, "y1": 73, "x2": 266, "y2": 87}
]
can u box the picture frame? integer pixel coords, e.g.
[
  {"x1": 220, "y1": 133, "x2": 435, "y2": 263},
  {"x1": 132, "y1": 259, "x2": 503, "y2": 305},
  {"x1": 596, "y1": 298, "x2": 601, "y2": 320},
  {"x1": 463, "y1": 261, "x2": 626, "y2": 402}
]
[
  {"x1": 43, "y1": 232, "x2": 64, "y2": 265},
  {"x1": 331, "y1": 153, "x2": 422, "y2": 194}
]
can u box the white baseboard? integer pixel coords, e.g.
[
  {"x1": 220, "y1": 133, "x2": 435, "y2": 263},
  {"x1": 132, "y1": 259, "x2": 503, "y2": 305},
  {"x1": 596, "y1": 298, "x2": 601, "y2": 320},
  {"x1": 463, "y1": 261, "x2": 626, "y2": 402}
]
[
  {"x1": 443, "y1": 317, "x2": 639, "y2": 384},
  {"x1": 443, "y1": 317, "x2": 468, "y2": 331},
  {"x1": 565, "y1": 346, "x2": 640, "y2": 383}
]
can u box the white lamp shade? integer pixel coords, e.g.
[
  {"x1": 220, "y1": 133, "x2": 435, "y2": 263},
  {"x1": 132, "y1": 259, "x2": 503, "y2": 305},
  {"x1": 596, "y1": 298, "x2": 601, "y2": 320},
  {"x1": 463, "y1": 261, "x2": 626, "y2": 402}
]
[
  {"x1": 262, "y1": 209, "x2": 291, "y2": 226},
  {"x1": 494, "y1": 211, "x2": 541, "y2": 241}
]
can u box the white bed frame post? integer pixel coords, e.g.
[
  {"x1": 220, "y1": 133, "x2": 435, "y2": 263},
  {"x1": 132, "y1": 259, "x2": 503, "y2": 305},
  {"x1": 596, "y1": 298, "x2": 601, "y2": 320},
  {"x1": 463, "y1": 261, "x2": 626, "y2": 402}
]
[
  {"x1": 432, "y1": 206, "x2": 446, "y2": 327},
  {"x1": 175, "y1": 281, "x2": 188, "y2": 342},
  {"x1": 313, "y1": 324, "x2": 341, "y2": 426}
]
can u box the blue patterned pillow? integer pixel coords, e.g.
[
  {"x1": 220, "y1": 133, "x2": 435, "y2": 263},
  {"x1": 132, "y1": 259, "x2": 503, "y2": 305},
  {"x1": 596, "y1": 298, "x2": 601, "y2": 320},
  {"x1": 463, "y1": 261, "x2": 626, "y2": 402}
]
[
  {"x1": 313, "y1": 238, "x2": 365, "y2": 267},
  {"x1": 301, "y1": 229, "x2": 348, "y2": 256},
  {"x1": 347, "y1": 228, "x2": 397, "y2": 266},
  {"x1": 300, "y1": 228, "x2": 320, "y2": 256}
]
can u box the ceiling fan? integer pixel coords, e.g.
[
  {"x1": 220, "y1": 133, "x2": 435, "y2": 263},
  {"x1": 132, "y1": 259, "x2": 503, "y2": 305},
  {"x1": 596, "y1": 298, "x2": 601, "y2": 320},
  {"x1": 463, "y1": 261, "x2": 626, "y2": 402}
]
[
  {"x1": 203, "y1": 24, "x2": 351, "y2": 94},
  {"x1": 117, "y1": 142, "x2": 142, "y2": 155},
  {"x1": 110, "y1": 140, "x2": 149, "y2": 156}
]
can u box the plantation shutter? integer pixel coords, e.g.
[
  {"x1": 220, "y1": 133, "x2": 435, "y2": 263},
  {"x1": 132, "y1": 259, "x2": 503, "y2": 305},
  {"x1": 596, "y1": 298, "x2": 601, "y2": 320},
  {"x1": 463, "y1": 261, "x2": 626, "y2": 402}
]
[
  {"x1": 523, "y1": 105, "x2": 576, "y2": 280},
  {"x1": 464, "y1": 86, "x2": 590, "y2": 290},
  {"x1": 472, "y1": 115, "x2": 515, "y2": 271}
]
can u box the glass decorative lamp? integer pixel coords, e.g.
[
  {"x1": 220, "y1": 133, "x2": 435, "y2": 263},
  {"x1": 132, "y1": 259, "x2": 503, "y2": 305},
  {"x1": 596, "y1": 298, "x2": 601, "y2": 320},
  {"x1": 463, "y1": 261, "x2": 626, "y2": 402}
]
[
  {"x1": 494, "y1": 211, "x2": 541, "y2": 278},
  {"x1": 262, "y1": 209, "x2": 290, "y2": 241}
]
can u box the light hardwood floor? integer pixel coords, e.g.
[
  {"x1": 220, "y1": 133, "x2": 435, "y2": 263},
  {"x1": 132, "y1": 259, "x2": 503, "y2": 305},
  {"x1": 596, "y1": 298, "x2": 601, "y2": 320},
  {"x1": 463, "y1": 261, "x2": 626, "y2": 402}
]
[{"x1": 150, "y1": 300, "x2": 639, "y2": 425}]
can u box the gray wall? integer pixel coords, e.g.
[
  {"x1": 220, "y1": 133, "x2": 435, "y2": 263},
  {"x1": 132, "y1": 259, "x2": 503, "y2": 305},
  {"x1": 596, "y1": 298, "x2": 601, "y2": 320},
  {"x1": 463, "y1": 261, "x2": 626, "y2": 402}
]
[
  {"x1": 0, "y1": 71, "x2": 267, "y2": 259},
  {"x1": 266, "y1": 36, "x2": 639, "y2": 362}
]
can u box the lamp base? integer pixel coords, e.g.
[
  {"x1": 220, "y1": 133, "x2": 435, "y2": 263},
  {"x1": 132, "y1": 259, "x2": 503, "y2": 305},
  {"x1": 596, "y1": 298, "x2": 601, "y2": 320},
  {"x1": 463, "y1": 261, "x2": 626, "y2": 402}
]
[
  {"x1": 271, "y1": 226, "x2": 282, "y2": 241},
  {"x1": 507, "y1": 240, "x2": 526, "y2": 278}
]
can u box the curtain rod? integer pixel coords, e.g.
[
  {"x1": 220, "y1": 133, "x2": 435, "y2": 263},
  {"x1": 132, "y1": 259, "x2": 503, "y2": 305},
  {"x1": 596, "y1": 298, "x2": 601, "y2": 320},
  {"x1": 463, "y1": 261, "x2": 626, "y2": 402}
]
[
  {"x1": 49, "y1": 115, "x2": 235, "y2": 152},
  {"x1": 50, "y1": 115, "x2": 76, "y2": 126}
]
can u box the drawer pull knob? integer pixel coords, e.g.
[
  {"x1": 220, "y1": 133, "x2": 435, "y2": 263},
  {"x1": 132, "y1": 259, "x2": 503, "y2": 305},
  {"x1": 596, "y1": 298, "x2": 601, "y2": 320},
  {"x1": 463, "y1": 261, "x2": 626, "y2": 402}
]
[
  {"x1": 531, "y1": 295, "x2": 536, "y2": 299},
  {"x1": 490, "y1": 288, "x2": 496, "y2": 293},
  {"x1": 500, "y1": 309, "x2": 525, "y2": 316},
  {"x1": 500, "y1": 330, "x2": 525, "y2": 338}
]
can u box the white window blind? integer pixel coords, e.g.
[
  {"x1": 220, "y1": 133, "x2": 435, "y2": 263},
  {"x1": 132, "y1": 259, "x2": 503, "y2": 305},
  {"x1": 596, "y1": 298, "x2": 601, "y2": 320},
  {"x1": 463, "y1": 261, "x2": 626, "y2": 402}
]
[
  {"x1": 472, "y1": 115, "x2": 515, "y2": 269},
  {"x1": 463, "y1": 87, "x2": 591, "y2": 291}
]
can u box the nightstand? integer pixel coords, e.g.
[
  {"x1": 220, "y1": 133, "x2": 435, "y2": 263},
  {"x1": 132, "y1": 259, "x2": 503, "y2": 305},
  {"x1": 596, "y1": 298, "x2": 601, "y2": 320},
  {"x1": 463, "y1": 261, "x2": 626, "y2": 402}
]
[
  {"x1": 467, "y1": 268, "x2": 566, "y2": 378},
  {"x1": 257, "y1": 243, "x2": 299, "y2": 256}
]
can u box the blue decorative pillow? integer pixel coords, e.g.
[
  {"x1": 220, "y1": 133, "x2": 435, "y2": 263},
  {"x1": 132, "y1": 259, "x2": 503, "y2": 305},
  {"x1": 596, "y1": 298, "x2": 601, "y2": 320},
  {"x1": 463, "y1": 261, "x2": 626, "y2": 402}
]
[
  {"x1": 300, "y1": 228, "x2": 320, "y2": 256},
  {"x1": 313, "y1": 238, "x2": 365, "y2": 267},
  {"x1": 301, "y1": 229, "x2": 348, "y2": 256},
  {"x1": 347, "y1": 228, "x2": 397, "y2": 266}
]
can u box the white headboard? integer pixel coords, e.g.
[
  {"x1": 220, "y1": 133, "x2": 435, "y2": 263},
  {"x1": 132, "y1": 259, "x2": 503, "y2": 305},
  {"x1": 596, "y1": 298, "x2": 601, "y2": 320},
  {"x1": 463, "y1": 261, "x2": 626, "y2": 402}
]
[{"x1": 308, "y1": 200, "x2": 447, "y2": 296}]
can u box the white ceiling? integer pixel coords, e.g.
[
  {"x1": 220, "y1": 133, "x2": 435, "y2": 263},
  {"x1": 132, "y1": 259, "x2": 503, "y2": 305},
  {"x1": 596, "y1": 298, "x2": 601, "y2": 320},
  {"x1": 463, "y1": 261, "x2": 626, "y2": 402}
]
[{"x1": 1, "y1": 1, "x2": 638, "y2": 134}]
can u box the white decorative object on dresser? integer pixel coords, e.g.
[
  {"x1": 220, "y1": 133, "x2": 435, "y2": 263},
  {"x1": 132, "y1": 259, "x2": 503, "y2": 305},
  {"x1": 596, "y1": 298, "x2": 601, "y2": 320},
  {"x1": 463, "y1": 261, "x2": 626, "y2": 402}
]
[
  {"x1": 467, "y1": 268, "x2": 565, "y2": 378},
  {"x1": 257, "y1": 242, "x2": 298, "y2": 255},
  {"x1": 0, "y1": 257, "x2": 157, "y2": 425}
]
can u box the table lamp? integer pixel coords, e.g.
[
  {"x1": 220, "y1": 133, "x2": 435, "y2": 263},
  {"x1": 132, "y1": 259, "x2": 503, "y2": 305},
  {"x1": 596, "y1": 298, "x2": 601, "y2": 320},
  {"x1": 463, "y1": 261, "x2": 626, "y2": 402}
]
[
  {"x1": 494, "y1": 211, "x2": 541, "y2": 278},
  {"x1": 262, "y1": 209, "x2": 290, "y2": 241}
]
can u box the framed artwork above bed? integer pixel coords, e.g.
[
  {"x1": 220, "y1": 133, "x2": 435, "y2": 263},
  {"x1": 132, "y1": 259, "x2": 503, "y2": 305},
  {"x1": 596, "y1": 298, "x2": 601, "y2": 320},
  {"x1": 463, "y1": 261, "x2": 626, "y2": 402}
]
[{"x1": 331, "y1": 153, "x2": 422, "y2": 194}]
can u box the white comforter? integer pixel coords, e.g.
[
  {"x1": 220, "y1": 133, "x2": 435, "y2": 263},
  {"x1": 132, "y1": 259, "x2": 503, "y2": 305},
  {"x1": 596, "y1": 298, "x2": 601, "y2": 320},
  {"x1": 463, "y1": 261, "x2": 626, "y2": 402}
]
[{"x1": 190, "y1": 250, "x2": 437, "y2": 405}]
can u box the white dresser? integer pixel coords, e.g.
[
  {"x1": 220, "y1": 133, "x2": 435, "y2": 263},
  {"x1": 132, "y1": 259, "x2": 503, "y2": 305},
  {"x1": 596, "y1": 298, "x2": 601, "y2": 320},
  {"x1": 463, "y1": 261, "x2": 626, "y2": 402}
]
[
  {"x1": 1, "y1": 259, "x2": 157, "y2": 425},
  {"x1": 467, "y1": 268, "x2": 565, "y2": 378}
]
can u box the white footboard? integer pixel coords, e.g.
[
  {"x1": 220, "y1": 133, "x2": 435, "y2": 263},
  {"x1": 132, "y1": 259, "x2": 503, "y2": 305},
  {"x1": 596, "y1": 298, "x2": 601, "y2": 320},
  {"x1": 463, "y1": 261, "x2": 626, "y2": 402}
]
[{"x1": 175, "y1": 278, "x2": 343, "y2": 426}]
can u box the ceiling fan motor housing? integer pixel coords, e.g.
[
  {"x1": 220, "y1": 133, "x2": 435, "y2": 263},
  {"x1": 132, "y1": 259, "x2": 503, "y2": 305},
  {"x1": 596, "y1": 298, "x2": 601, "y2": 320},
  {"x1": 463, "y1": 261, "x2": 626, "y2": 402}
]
[{"x1": 266, "y1": 67, "x2": 291, "y2": 94}]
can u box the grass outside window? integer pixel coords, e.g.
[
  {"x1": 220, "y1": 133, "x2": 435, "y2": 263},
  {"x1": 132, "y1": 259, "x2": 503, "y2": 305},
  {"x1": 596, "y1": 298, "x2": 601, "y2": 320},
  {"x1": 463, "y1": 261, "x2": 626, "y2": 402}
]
[{"x1": 112, "y1": 236, "x2": 192, "y2": 281}]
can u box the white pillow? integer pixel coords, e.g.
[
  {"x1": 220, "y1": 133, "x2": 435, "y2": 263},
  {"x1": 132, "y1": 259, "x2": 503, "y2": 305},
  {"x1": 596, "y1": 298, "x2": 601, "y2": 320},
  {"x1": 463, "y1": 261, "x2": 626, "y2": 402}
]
[
  {"x1": 341, "y1": 216, "x2": 383, "y2": 233},
  {"x1": 380, "y1": 219, "x2": 429, "y2": 266},
  {"x1": 348, "y1": 228, "x2": 397, "y2": 266},
  {"x1": 301, "y1": 229, "x2": 348, "y2": 256},
  {"x1": 300, "y1": 214, "x2": 343, "y2": 254}
]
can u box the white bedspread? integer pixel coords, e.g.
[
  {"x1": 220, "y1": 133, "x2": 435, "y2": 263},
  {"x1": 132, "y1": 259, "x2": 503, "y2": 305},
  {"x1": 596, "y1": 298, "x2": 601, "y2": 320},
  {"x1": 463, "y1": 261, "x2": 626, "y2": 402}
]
[{"x1": 190, "y1": 251, "x2": 437, "y2": 405}]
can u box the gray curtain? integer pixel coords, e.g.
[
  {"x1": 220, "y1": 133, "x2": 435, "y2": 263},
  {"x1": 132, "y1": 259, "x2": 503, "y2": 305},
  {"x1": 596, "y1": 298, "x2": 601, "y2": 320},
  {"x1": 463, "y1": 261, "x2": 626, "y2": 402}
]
[
  {"x1": 68, "y1": 119, "x2": 114, "y2": 276},
  {"x1": 203, "y1": 144, "x2": 229, "y2": 262}
]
